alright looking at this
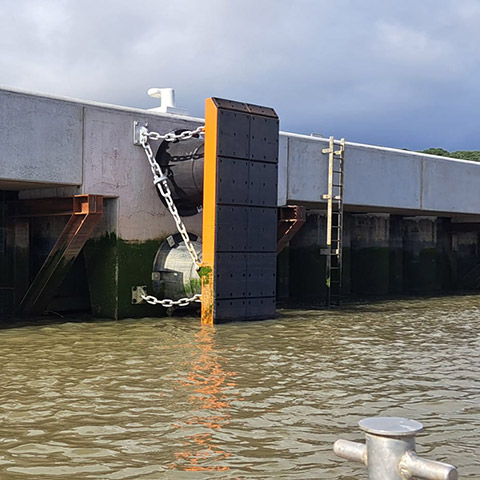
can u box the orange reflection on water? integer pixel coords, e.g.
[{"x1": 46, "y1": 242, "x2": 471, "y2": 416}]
[{"x1": 170, "y1": 325, "x2": 239, "y2": 472}]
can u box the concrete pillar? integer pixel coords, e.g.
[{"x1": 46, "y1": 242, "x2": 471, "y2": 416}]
[
  {"x1": 0, "y1": 192, "x2": 11, "y2": 315},
  {"x1": 276, "y1": 248, "x2": 290, "y2": 300},
  {"x1": 13, "y1": 219, "x2": 29, "y2": 308},
  {"x1": 389, "y1": 215, "x2": 403, "y2": 293},
  {"x1": 289, "y1": 211, "x2": 327, "y2": 300},
  {"x1": 1, "y1": 191, "x2": 17, "y2": 316},
  {"x1": 342, "y1": 213, "x2": 352, "y2": 295},
  {"x1": 435, "y1": 218, "x2": 455, "y2": 291},
  {"x1": 453, "y1": 231, "x2": 480, "y2": 289},
  {"x1": 351, "y1": 214, "x2": 390, "y2": 295},
  {"x1": 402, "y1": 216, "x2": 437, "y2": 293},
  {"x1": 83, "y1": 199, "x2": 163, "y2": 319}
]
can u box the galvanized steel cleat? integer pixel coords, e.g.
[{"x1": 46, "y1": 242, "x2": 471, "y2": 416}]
[{"x1": 333, "y1": 417, "x2": 458, "y2": 480}]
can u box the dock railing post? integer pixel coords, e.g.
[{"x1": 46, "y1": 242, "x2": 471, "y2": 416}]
[{"x1": 333, "y1": 417, "x2": 458, "y2": 480}]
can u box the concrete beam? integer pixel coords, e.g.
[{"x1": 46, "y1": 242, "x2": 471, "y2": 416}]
[
  {"x1": 0, "y1": 89, "x2": 83, "y2": 188},
  {"x1": 280, "y1": 133, "x2": 480, "y2": 217}
]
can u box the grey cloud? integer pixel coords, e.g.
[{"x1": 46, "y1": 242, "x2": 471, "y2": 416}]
[{"x1": 0, "y1": 0, "x2": 479, "y2": 150}]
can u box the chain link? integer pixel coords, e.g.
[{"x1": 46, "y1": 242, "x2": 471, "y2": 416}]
[
  {"x1": 141, "y1": 293, "x2": 202, "y2": 307},
  {"x1": 138, "y1": 125, "x2": 204, "y2": 309},
  {"x1": 145, "y1": 125, "x2": 205, "y2": 143}
]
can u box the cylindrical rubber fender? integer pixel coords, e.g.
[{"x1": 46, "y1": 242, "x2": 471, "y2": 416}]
[
  {"x1": 152, "y1": 233, "x2": 202, "y2": 301},
  {"x1": 155, "y1": 130, "x2": 204, "y2": 217}
]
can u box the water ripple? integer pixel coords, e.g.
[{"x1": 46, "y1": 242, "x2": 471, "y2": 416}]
[{"x1": 0, "y1": 295, "x2": 479, "y2": 478}]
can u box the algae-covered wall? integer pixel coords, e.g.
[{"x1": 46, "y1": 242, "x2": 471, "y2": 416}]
[
  {"x1": 83, "y1": 234, "x2": 166, "y2": 319},
  {"x1": 286, "y1": 211, "x2": 480, "y2": 301}
]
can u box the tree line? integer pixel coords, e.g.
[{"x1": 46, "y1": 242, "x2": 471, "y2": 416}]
[{"x1": 420, "y1": 148, "x2": 480, "y2": 162}]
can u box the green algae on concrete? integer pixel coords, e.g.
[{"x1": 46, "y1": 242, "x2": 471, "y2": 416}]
[
  {"x1": 389, "y1": 248, "x2": 404, "y2": 294},
  {"x1": 341, "y1": 246, "x2": 351, "y2": 295},
  {"x1": 84, "y1": 233, "x2": 119, "y2": 319},
  {"x1": 84, "y1": 234, "x2": 168, "y2": 319},
  {"x1": 403, "y1": 248, "x2": 438, "y2": 293},
  {"x1": 186, "y1": 277, "x2": 201, "y2": 297},
  {"x1": 289, "y1": 246, "x2": 327, "y2": 299},
  {"x1": 117, "y1": 238, "x2": 168, "y2": 318},
  {"x1": 0, "y1": 242, "x2": 14, "y2": 317},
  {"x1": 276, "y1": 247, "x2": 290, "y2": 299},
  {"x1": 351, "y1": 247, "x2": 390, "y2": 295}
]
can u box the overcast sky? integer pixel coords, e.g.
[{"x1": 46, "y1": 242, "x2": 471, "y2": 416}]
[{"x1": 1, "y1": 0, "x2": 479, "y2": 151}]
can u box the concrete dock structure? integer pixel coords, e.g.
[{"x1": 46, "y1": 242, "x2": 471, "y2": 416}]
[{"x1": 1, "y1": 86, "x2": 479, "y2": 319}]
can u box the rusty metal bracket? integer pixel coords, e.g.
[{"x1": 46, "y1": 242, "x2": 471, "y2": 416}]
[
  {"x1": 17, "y1": 195, "x2": 103, "y2": 315},
  {"x1": 277, "y1": 205, "x2": 306, "y2": 254}
]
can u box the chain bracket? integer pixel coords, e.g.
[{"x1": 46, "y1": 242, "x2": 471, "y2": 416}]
[
  {"x1": 131, "y1": 285, "x2": 147, "y2": 304},
  {"x1": 133, "y1": 121, "x2": 148, "y2": 146}
]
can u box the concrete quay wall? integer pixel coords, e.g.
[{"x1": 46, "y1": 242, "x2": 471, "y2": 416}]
[
  {"x1": 279, "y1": 212, "x2": 480, "y2": 301},
  {"x1": 0, "y1": 87, "x2": 206, "y2": 318},
  {"x1": 279, "y1": 133, "x2": 480, "y2": 217},
  {"x1": 1, "y1": 87, "x2": 479, "y2": 319},
  {"x1": 3, "y1": 87, "x2": 480, "y2": 221},
  {"x1": 0, "y1": 87, "x2": 205, "y2": 242}
]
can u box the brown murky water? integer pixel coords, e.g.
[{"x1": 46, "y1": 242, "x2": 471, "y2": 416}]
[{"x1": 0, "y1": 295, "x2": 479, "y2": 479}]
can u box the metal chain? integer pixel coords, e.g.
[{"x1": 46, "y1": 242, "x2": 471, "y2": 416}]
[
  {"x1": 140, "y1": 127, "x2": 203, "y2": 268},
  {"x1": 141, "y1": 293, "x2": 202, "y2": 308},
  {"x1": 145, "y1": 125, "x2": 205, "y2": 143},
  {"x1": 138, "y1": 126, "x2": 204, "y2": 308}
]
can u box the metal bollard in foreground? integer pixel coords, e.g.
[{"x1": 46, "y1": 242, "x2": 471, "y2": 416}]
[{"x1": 333, "y1": 417, "x2": 458, "y2": 480}]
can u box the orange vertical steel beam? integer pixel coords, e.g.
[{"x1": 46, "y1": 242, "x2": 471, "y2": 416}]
[{"x1": 200, "y1": 98, "x2": 218, "y2": 324}]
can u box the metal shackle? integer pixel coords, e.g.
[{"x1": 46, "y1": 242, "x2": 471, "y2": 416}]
[{"x1": 333, "y1": 417, "x2": 458, "y2": 480}]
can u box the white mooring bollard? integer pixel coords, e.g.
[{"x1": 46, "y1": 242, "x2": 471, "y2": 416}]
[{"x1": 333, "y1": 417, "x2": 458, "y2": 480}]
